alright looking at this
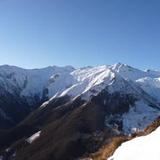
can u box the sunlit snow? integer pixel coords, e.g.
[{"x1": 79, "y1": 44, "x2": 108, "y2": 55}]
[{"x1": 108, "y1": 126, "x2": 160, "y2": 160}]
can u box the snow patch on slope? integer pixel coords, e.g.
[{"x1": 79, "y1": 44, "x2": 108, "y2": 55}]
[{"x1": 26, "y1": 131, "x2": 41, "y2": 144}]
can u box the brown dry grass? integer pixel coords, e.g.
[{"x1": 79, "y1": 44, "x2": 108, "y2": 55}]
[
  {"x1": 144, "y1": 116, "x2": 160, "y2": 134},
  {"x1": 90, "y1": 136, "x2": 129, "y2": 160},
  {"x1": 89, "y1": 116, "x2": 160, "y2": 160},
  {"x1": 135, "y1": 116, "x2": 160, "y2": 137}
]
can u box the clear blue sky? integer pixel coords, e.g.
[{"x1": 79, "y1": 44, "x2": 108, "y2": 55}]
[{"x1": 0, "y1": 0, "x2": 160, "y2": 69}]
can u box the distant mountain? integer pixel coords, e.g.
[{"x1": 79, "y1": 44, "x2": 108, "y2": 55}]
[
  {"x1": 0, "y1": 63, "x2": 160, "y2": 160},
  {"x1": 0, "y1": 65, "x2": 74, "y2": 129}
]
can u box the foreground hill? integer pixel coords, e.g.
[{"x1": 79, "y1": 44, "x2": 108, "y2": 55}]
[{"x1": 108, "y1": 118, "x2": 160, "y2": 160}]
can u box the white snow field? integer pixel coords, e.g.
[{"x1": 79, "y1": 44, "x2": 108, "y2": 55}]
[{"x1": 108, "y1": 126, "x2": 160, "y2": 160}]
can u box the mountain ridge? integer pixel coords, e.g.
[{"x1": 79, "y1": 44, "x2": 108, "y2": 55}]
[
  {"x1": 1, "y1": 63, "x2": 160, "y2": 129},
  {"x1": 0, "y1": 63, "x2": 160, "y2": 160}
]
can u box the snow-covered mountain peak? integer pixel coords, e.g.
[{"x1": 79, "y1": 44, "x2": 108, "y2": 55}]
[
  {"x1": 41, "y1": 63, "x2": 160, "y2": 106},
  {"x1": 47, "y1": 65, "x2": 116, "y2": 100},
  {"x1": 110, "y1": 62, "x2": 127, "y2": 71},
  {"x1": 110, "y1": 63, "x2": 148, "y2": 81}
]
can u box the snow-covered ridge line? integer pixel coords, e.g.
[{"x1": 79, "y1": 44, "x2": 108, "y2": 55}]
[
  {"x1": 1, "y1": 63, "x2": 160, "y2": 105},
  {"x1": 46, "y1": 62, "x2": 160, "y2": 102},
  {"x1": 0, "y1": 65, "x2": 75, "y2": 104}
]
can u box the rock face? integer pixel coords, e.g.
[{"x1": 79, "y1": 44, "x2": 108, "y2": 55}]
[{"x1": 0, "y1": 63, "x2": 160, "y2": 160}]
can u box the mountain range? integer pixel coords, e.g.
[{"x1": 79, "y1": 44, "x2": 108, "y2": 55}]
[{"x1": 0, "y1": 63, "x2": 160, "y2": 160}]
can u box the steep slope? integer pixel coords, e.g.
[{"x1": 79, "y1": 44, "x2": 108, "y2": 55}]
[
  {"x1": 136, "y1": 77, "x2": 160, "y2": 102},
  {"x1": 41, "y1": 64, "x2": 160, "y2": 134},
  {"x1": 46, "y1": 65, "x2": 115, "y2": 101},
  {"x1": 111, "y1": 63, "x2": 160, "y2": 103}
]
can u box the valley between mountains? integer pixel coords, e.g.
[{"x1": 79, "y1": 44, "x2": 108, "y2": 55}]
[{"x1": 0, "y1": 63, "x2": 160, "y2": 160}]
